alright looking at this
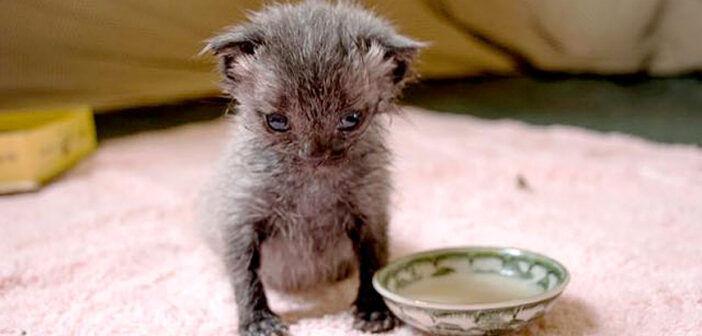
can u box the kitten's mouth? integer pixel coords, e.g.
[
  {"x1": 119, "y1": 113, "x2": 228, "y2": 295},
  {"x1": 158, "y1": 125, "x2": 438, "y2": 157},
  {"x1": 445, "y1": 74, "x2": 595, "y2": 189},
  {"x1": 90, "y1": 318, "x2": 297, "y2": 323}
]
[
  {"x1": 311, "y1": 158, "x2": 338, "y2": 167},
  {"x1": 300, "y1": 156, "x2": 344, "y2": 169}
]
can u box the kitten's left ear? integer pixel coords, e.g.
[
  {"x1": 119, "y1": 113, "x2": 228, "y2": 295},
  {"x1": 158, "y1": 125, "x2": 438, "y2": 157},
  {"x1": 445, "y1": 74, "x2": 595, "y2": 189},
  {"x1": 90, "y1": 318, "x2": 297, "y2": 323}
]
[
  {"x1": 202, "y1": 27, "x2": 262, "y2": 82},
  {"x1": 378, "y1": 34, "x2": 426, "y2": 85}
]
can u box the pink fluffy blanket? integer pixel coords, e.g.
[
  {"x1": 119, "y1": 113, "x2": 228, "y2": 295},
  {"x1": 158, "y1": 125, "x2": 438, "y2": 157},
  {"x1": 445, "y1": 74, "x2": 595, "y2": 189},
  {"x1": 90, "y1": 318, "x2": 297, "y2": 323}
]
[{"x1": 2, "y1": 107, "x2": 701, "y2": 335}]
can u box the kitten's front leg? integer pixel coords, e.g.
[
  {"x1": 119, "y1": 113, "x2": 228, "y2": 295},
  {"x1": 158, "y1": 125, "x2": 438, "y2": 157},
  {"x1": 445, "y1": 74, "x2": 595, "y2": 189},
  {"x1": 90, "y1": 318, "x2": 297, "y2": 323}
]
[
  {"x1": 349, "y1": 217, "x2": 401, "y2": 333},
  {"x1": 224, "y1": 223, "x2": 288, "y2": 336}
]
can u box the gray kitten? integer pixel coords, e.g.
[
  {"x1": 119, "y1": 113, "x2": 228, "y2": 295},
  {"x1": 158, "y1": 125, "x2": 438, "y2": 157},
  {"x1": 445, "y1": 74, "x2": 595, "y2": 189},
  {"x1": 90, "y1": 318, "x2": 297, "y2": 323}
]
[{"x1": 201, "y1": 1, "x2": 422, "y2": 335}]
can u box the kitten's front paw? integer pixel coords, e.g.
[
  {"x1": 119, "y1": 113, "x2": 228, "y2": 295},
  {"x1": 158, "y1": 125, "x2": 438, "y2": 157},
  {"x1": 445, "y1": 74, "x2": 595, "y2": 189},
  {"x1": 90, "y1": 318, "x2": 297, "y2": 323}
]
[
  {"x1": 352, "y1": 306, "x2": 401, "y2": 333},
  {"x1": 241, "y1": 313, "x2": 289, "y2": 336}
]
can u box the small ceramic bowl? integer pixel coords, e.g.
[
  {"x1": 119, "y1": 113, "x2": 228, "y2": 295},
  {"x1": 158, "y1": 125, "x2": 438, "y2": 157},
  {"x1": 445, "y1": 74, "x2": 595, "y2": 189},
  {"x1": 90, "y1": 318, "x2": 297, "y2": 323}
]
[{"x1": 373, "y1": 247, "x2": 569, "y2": 336}]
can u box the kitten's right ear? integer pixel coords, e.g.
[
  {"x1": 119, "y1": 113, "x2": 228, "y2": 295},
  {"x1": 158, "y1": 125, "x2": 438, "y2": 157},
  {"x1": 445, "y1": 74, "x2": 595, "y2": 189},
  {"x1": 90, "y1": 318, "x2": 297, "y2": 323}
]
[
  {"x1": 203, "y1": 28, "x2": 261, "y2": 82},
  {"x1": 380, "y1": 35, "x2": 425, "y2": 85}
]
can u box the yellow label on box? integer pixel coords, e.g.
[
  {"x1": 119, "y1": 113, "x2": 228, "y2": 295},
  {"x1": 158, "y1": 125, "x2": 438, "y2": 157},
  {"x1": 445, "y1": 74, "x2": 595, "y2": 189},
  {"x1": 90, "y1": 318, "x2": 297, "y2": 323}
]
[{"x1": 0, "y1": 107, "x2": 97, "y2": 194}]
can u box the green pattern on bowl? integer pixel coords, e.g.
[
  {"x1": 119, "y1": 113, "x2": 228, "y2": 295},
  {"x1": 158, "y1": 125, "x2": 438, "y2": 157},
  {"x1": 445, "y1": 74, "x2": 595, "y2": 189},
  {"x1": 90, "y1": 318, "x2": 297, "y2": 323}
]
[{"x1": 373, "y1": 247, "x2": 570, "y2": 336}]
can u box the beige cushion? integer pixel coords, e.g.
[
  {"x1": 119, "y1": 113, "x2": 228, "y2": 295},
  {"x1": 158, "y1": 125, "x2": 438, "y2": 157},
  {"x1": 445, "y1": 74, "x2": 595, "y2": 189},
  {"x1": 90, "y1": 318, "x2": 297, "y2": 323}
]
[{"x1": 1, "y1": 0, "x2": 699, "y2": 111}]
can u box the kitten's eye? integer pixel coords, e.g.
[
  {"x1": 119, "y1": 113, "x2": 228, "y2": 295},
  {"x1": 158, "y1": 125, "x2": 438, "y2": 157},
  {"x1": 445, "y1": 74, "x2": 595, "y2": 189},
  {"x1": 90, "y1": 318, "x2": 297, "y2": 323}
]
[
  {"x1": 266, "y1": 113, "x2": 290, "y2": 132},
  {"x1": 338, "y1": 111, "x2": 362, "y2": 131}
]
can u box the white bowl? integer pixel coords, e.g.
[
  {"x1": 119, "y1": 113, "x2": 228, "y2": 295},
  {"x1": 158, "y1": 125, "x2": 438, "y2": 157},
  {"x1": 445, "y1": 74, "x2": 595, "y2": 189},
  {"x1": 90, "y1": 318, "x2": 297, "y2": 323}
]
[{"x1": 373, "y1": 247, "x2": 570, "y2": 335}]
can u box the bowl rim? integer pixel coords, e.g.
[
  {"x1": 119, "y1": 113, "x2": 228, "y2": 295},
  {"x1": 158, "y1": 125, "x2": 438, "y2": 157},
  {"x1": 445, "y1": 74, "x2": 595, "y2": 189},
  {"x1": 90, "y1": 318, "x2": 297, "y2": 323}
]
[{"x1": 372, "y1": 246, "x2": 570, "y2": 311}]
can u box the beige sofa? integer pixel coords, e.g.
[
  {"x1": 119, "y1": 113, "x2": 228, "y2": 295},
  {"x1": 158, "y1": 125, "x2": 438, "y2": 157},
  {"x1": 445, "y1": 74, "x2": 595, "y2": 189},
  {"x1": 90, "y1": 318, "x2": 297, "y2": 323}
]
[{"x1": 1, "y1": 0, "x2": 700, "y2": 111}]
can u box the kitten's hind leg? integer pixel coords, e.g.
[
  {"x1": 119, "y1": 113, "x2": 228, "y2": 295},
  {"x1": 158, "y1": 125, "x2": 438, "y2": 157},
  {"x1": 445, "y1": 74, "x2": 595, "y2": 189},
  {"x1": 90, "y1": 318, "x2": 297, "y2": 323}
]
[{"x1": 224, "y1": 222, "x2": 288, "y2": 336}]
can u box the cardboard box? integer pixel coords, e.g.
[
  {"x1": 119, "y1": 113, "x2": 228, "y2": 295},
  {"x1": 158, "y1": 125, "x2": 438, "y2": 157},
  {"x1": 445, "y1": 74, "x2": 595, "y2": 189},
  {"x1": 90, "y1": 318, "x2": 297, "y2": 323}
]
[{"x1": 0, "y1": 107, "x2": 97, "y2": 194}]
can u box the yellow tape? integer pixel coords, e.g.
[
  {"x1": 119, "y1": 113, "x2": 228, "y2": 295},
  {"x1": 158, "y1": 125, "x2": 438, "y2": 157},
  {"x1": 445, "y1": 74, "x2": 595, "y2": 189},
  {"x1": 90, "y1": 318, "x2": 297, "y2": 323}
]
[{"x1": 0, "y1": 107, "x2": 97, "y2": 193}]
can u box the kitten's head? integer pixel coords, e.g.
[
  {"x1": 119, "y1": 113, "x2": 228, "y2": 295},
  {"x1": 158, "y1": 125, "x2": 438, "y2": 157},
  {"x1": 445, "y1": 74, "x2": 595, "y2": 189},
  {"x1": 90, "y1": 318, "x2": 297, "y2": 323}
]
[{"x1": 206, "y1": 0, "x2": 423, "y2": 166}]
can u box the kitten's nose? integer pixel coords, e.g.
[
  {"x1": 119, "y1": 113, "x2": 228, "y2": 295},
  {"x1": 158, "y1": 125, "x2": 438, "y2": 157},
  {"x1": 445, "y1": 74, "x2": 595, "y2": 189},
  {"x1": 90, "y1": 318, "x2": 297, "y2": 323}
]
[{"x1": 300, "y1": 138, "x2": 326, "y2": 160}]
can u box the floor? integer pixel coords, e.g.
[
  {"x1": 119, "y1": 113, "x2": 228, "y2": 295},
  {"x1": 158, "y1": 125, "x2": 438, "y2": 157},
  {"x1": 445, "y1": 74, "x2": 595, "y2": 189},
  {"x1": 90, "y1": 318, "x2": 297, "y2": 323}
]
[
  {"x1": 403, "y1": 76, "x2": 702, "y2": 145},
  {"x1": 95, "y1": 77, "x2": 702, "y2": 145},
  {"x1": 5, "y1": 106, "x2": 701, "y2": 335}
]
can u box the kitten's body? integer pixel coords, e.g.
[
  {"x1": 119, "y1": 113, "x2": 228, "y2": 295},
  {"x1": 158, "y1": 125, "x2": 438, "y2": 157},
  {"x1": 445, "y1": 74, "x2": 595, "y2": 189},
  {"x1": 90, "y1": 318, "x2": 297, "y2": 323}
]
[
  {"x1": 200, "y1": 1, "x2": 421, "y2": 335},
  {"x1": 204, "y1": 120, "x2": 389, "y2": 291}
]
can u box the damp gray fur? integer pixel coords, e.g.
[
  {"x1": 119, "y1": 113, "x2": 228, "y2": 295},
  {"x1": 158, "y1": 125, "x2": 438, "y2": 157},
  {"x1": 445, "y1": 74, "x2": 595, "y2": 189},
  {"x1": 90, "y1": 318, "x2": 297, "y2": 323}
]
[{"x1": 199, "y1": 1, "x2": 423, "y2": 335}]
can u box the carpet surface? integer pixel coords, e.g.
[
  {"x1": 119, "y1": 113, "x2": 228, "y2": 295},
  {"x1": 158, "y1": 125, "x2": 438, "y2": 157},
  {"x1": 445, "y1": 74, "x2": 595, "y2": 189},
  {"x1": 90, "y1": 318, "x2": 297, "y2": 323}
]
[{"x1": 2, "y1": 107, "x2": 701, "y2": 335}]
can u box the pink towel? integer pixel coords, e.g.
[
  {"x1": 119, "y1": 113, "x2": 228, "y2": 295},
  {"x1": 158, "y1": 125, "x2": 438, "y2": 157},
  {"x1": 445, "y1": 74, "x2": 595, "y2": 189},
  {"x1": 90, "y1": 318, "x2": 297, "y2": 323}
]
[{"x1": 2, "y1": 107, "x2": 701, "y2": 335}]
